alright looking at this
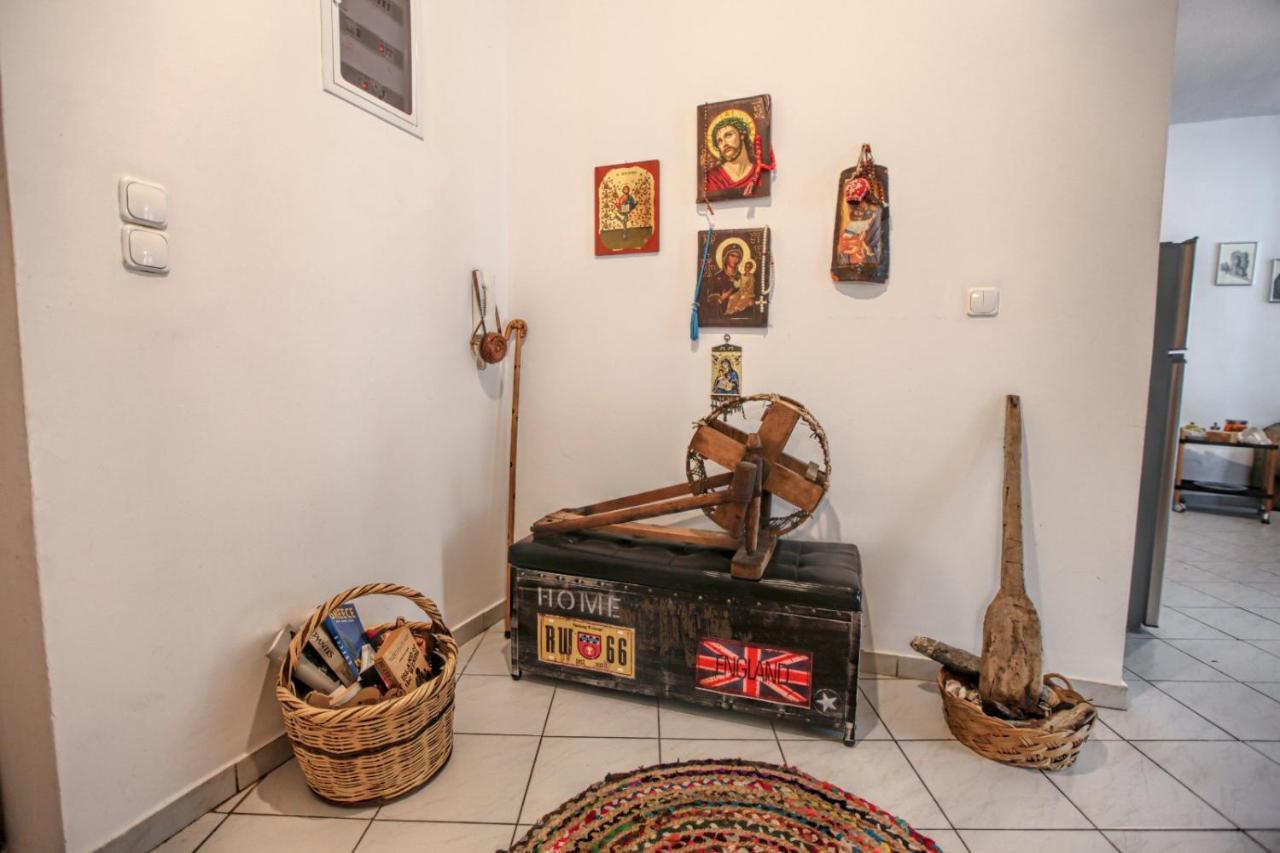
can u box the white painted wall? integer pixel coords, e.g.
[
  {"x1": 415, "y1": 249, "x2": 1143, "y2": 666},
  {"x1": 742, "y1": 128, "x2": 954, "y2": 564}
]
[
  {"x1": 0, "y1": 2, "x2": 509, "y2": 849},
  {"x1": 1160, "y1": 115, "x2": 1280, "y2": 482},
  {"x1": 506, "y1": 1, "x2": 1177, "y2": 687}
]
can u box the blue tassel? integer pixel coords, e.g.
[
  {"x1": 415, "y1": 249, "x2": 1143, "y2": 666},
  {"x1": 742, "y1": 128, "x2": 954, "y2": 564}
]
[{"x1": 691, "y1": 222, "x2": 715, "y2": 342}]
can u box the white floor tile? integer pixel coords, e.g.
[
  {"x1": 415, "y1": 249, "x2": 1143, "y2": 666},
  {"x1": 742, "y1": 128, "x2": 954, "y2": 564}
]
[
  {"x1": 152, "y1": 813, "x2": 225, "y2": 853},
  {"x1": 861, "y1": 679, "x2": 953, "y2": 739},
  {"x1": 663, "y1": 738, "x2": 784, "y2": 764},
  {"x1": 356, "y1": 820, "x2": 514, "y2": 852},
  {"x1": 900, "y1": 741, "x2": 1089, "y2": 830},
  {"x1": 234, "y1": 760, "x2": 376, "y2": 819},
  {"x1": 543, "y1": 682, "x2": 658, "y2": 738},
  {"x1": 1137, "y1": 608, "x2": 1234, "y2": 639},
  {"x1": 518, "y1": 736, "x2": 659, "y2": 824},
  {"x1": 1248, "y1": 742, "x2": 1280, "y2": 765},
  {"x1": 783, "y1": 740, "x2": 949, "y2": 830},
  {"x1": 464, "y1": 625, "x2": 513, "y2": 675},
  {"x1": 1105, "y1": 829, "x2": 1266, "y2": 852},
  {"x1": 377, "y1": 734, "x2": 538, "y2": 823},
  {"x1": 1136, "y1": 741, "x2": 1280, "y2": 829},
  {"x1": 1124, "y1": 638, "x2": 1231, "y2": 681},
  {"x1": 454, "y1": 674, "x2": 554, "y2": 735},
  {"x1": 773, "y1": 689, "x2": 888, "y2": 741},
  {"x1": 1155, "y1": 681, "x2": 1280, "y2": 740},
  {"x1": 918, "y1": 829, "x2": 963, "y2": 851},
  {"x1": 1251, "y1": 639, "x2": 1280, "y2": 657},
  {"x1": 1166, "y1": 561, "x2": 1229, "y2": 584},
  {"x1": 1183, "y1": 583, "x2": 1280, "y2": 611},
  {"x1": 1164, "y1": 582, "x2": 1236, "y2": 608},
  {"x1": 1051, "y1": 740, "x2": 1230, "y2": 829},
  {"x1": 200, "y1": 814, "x2": 369, "y2": 853},
  {"x1": 1169, "y1": 639, "x2": 1280, "y2": 681},
  {"x1": 1252, "y1": 683, "x2": 1280, "y2": 702},
  {"x1": 1090, "y1": 720, "x2": 1123, "y2": 740},
  {"x1": 1178, "y1": 608, "x2": 1280, "y2": 640},
  {"x1": 657, "y1": 699, "x2": 777, "y2": 739},
  {"x1": 959, "y1": 829, "x2": 1113, "y2": 852},
  {"x1": 454, "y1": 633, "x2": 484, "y2": 671},
  {"x1": 1100, "y1": 680, "x2": 1230, "y2": 740},
  {"x1": 1252, "y1": 830, "x2": 1280, "y2": 851}
]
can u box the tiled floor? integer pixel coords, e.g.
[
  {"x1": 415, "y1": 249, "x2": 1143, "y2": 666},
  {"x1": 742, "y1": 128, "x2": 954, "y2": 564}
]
[{"x1": 156, "y1": 509, "x2": 1279, "y2": 852}]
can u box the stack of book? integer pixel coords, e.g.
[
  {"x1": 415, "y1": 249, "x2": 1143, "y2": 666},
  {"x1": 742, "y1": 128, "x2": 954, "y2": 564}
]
[{"x1": 278, "y1": 603, "x2": 438, "y2": 709}]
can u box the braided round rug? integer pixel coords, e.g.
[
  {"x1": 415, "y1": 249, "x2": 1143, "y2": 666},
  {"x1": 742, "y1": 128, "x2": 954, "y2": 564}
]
[{"x1": 509, "y1": 759, "x2": 940, "y2": 851}]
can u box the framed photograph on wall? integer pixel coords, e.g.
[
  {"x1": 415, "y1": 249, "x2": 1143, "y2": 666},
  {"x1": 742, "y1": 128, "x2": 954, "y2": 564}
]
[
  {"x1": 1215, "y1": 241, "x2": 1256, "y2": 285},
  {"x1": 1271, "y1": 259, "x2": 1280, "y2": 303}
]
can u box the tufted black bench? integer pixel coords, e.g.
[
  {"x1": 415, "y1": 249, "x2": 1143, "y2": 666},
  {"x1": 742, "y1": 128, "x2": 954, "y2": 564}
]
[{"x1": 508, "y1": 531, "x2": 863, "y2": 743}]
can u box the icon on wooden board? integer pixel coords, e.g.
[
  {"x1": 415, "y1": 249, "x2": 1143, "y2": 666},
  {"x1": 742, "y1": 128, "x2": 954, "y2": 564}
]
[
  {"x1": 595, "y1": 160, "x2": 660, "y2": 255},
  {"x1": 697, "y1": 228, "x2": 772, "y2": 329},
  {"x1": 697, "y1": 95, "x2": 775, "y2": 203}
]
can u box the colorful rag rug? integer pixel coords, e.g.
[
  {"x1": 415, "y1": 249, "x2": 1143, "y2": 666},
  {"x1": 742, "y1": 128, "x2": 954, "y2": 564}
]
[{"x1": 509, "y1": 759, "x2": 940, "y2": 851}]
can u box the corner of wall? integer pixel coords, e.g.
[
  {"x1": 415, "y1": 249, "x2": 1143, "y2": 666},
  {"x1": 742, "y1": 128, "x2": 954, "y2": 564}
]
[{"x1": 0, "y1": 79, "x2": 68, "y2": 852}]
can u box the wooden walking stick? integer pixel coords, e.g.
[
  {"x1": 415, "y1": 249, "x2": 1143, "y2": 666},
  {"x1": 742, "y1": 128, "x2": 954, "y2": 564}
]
[
  {"x1": 503, "y1": 319, "x2": 528, "y2": 634},
  {"x1": 979, "y1": 395, "x2": 1044, "y2": 719}
]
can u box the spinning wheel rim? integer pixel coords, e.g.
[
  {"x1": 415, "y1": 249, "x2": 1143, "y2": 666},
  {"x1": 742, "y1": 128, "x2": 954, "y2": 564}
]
[{"x1": 685, "y1": 394, "x2": 831, "y2": 536}]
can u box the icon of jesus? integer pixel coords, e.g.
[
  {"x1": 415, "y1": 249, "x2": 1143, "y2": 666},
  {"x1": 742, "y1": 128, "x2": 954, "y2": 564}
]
[{"x1": 705, "y1": 111, "x2": 760, "y2": 196}]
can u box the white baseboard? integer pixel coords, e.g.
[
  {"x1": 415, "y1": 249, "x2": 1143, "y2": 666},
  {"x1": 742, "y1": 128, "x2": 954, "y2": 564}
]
[{"x1": 861, "y1": 650, "x2": 1129, "y2": 710}]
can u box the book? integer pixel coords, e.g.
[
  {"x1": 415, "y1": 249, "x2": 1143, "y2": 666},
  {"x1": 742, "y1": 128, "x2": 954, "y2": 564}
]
[
  {"x1": 323, "y1": 604, "x2": 368, "y2": 677},
  {"x1": 308, "y1": 628, "x2": 354, "y2": 685},
  {"x1": 373, "y1": 626, "x2": 428, "y2": 692}
]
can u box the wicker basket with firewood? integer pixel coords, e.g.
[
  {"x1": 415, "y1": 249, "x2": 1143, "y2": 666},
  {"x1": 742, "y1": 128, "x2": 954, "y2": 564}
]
[{"x1": 935, "y1": 668, "x2": 1096, "y2": 770}]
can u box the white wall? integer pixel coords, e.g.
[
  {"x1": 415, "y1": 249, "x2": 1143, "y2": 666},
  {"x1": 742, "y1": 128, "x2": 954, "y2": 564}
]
[
  {"x1": 507, "y1": 1, "x2": 1177, "y2": 687},
  {"x1": 1160, "y1": 115, "x2": 1280, "y2": 482},
  {"x1": 0, "y1": 2, "x2": 509, "y2": 849}
]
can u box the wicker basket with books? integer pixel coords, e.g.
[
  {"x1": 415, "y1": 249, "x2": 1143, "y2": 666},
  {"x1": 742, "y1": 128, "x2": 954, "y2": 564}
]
[{"x1": 275, "y1": 583, "x2": 457, "y2": 804}]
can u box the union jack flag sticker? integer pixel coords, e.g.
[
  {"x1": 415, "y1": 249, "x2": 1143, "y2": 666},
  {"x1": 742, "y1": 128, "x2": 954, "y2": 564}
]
[{"x1": 695, "y1": 637, "x2": 813, "y2": 708}]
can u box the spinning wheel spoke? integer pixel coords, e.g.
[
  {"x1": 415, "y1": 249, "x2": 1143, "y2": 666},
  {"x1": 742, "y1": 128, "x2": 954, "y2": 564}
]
[
  {"x1": 689, "y1": 423, "x2": 746, "y2": 471},
  {"x1": 757, "y1": 402, "x2": 801, "y2": 463},
  {"x1": 765, "y1": 465, "x2": 824, "y2": 513}
]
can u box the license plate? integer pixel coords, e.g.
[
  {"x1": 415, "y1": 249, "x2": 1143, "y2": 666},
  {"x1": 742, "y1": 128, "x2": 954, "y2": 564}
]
[{"x1": 537, "y1": 614, "x2": 635, "y2": 679}]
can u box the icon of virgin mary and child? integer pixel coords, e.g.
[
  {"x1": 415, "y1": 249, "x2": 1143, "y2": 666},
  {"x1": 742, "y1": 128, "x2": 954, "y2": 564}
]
[{"x1": 705, "y1": 238, "x2": 758, "y2": 319}]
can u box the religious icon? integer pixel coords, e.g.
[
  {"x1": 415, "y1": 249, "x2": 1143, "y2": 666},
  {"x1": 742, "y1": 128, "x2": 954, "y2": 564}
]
[
  {"x1": 711, "y1": 336, "x2": 743, "y2": 414},
  {"x1": 695, "y1": 227, "x2": 772, "y2": 329},
  {"x1": 697, "y1": 95, "x2": 775, "y2": 203},
  {"x1": 831, "y1": 144, "x2": 890, "y2": 284},
  {"x1": 595, "y1": 160, "x2": 660, "y2": 255}
]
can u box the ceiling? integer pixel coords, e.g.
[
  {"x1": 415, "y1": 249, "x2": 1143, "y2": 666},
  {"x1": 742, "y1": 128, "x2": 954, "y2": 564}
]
[{"x1": 1171, "y1": 0, "x2": 1280, "y2": 123}]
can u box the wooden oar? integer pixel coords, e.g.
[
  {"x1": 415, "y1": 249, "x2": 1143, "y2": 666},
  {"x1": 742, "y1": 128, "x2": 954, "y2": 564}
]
[{"x1": 978, "y1": 395, "x2": 1044, "y2": 719}]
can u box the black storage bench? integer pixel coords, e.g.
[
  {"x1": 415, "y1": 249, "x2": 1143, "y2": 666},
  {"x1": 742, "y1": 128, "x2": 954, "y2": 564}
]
[{"x1": 508, "y1": 532, "x2": 863, "y2": 744}]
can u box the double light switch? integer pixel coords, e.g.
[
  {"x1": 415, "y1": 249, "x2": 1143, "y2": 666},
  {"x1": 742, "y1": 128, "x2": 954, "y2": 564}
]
[{"x1": 119, "y1": 177, "x2": 169, "y2": 274}]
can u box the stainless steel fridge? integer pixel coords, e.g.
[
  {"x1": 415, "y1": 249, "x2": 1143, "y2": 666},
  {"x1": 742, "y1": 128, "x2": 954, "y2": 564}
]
[{"x1": 1129, "y1": 238, "x2": 1196, "y2": 630}]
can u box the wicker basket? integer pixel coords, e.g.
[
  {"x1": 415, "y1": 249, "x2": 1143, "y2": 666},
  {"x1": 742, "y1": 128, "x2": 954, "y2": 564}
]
[
  {"x1": 935, "y1": 668, "x2": 1096, "y2": 771},
  {"x1": 276, "y1": 583, "x2": 458, "y2": 804}
]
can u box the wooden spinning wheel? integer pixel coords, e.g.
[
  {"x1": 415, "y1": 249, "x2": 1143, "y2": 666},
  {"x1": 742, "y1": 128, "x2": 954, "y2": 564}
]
[{"x1": 531, "y1": 394, "x2": 831, "y2": 580}]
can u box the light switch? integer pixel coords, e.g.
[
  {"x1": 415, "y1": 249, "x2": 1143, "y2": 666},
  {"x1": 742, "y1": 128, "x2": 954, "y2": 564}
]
[
  {"x1": 966, "y1": 286, "x2": 1000, "y2": 317},
  {"x1": 118, "y1": 177, "x2": 167, "y2": 228},
  {"x1": 122, "y1": 226, "x2": 169, "y2": 274}
]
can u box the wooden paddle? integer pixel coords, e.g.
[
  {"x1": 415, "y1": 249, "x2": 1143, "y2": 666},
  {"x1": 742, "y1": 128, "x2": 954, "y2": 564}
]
[{"x1": 978, "y1": 395, "x2": 1044, "y2": 719}]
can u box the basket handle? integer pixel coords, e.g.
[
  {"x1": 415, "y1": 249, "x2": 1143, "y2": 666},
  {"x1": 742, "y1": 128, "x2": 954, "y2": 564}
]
[
  {"x1": 1042, "y1": 673, "x2": 1073, "y2": 693},
  {"x1": 281, "y1": 582, "x2": 452, "y2": 690}
]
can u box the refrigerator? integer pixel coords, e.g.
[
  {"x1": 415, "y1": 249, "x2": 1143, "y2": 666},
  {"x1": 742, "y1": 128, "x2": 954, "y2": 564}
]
[{"x1": 1128, "y1": 238, "x2": 1196, "y2": 630}]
